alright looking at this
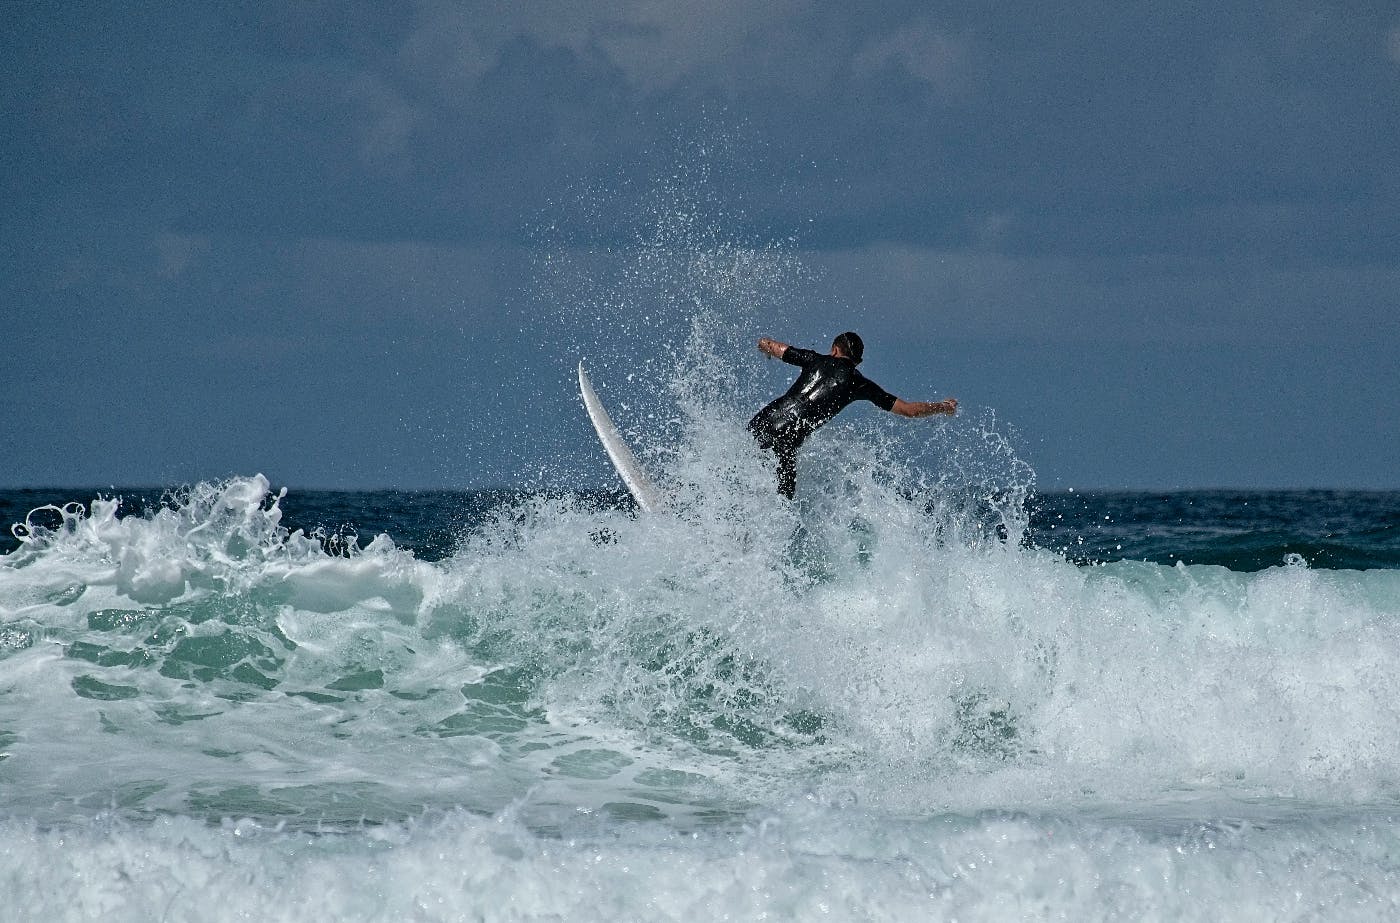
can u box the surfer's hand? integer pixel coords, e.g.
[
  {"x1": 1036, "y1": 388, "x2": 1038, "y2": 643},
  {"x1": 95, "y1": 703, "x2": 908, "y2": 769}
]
[
  {"x1": 757, "y1": 337, "x2": 786, "y2": 359},
  {"x1": 923, "y1": 399, "x2": 958, "y2": 417}
]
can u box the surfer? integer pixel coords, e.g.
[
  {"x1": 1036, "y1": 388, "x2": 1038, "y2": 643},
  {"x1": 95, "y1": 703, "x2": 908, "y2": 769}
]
[{"x1": 748, "y1": 332, "x2": 957, "y2": 498}]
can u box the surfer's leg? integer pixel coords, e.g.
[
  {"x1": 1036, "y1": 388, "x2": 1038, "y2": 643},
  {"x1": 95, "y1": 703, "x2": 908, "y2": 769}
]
[
  {"x1": 775, "y1": 446, "x2": 797, "y2": 499},
  {"x1": 750, "y1": 417, "x2": 797, "y2": 498}
]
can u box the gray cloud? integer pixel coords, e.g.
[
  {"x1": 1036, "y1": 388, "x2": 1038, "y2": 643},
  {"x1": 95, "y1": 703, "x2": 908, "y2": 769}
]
[{"x1": 8, "y1": 2, "x2": 1395, "y2": 261}]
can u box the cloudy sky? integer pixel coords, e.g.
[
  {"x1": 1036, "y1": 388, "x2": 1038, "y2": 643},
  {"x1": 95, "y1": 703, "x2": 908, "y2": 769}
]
[{"x1": 4, "y1": 1, "x2": 1398, "y2": 489}]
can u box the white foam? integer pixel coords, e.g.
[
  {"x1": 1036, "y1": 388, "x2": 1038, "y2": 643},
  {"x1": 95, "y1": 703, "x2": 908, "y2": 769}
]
[
  {"x1": 6, "y1": 459, "x2": 1400, "y2": 822},
  {"x1": 5, "y1": 803, "x2": 1399, "y2": 922}
]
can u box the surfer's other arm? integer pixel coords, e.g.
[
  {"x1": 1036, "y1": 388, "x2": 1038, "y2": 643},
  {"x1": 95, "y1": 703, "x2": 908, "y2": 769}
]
[
  {"x1": 757, "y1": 337, "x2": 790, "y2": 360},
  {"x1": 889, "y1": 397, "x2": 958, "y2": 418}
]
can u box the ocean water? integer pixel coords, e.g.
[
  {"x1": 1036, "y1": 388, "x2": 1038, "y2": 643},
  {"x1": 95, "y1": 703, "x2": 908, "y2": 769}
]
[{"x1": 4, "y1": 470, "x2": 1400, "y2": 920}]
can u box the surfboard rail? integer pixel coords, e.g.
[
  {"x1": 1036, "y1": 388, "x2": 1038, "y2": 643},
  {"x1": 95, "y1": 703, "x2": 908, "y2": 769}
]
[{"x1": 578, "y1": 361, "x2": 666, "y2": 513}]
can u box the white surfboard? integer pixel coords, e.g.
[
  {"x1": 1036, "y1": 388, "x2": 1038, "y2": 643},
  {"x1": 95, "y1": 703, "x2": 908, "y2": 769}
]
[{"x1": 578, "y1": 361, "x2": 666, "y2": 513}]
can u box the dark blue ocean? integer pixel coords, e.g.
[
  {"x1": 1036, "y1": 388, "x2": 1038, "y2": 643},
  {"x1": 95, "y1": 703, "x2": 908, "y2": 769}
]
[{"x1": 5, "y1": 486, "x2": 1399, "y2": 570}]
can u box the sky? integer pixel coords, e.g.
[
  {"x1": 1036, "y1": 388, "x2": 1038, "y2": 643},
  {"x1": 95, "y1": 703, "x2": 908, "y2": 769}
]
[{"x1": 3, "y1": 1, "x2": 1398, "y2": 490}]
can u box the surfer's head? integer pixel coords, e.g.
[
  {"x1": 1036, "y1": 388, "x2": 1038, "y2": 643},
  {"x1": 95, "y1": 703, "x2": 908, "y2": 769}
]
[{"x1": 832, "y1": 331, "x2": 864, "y2": 364}]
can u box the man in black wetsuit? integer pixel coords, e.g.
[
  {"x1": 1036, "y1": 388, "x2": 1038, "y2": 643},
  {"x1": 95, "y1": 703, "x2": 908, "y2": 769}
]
[{"x1": 748, "y1": 331, "x2": 957, "y2": 498}]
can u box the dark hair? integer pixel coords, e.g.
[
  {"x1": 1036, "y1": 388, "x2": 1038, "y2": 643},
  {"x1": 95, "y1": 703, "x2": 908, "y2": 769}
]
[{"x1": 833, "y1": 331, "x2": 864, "y2": 364}]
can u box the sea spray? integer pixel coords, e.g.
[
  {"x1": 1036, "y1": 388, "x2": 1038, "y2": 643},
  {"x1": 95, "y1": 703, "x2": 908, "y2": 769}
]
[{"x1": 6, "y1": 168, "x2": 1400, "y2": 920}]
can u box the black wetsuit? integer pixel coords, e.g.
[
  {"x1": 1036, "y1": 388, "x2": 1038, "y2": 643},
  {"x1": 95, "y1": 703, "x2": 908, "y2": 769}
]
[{"x1": 748, "y1": 347, "x2": 897, "y2": 498}]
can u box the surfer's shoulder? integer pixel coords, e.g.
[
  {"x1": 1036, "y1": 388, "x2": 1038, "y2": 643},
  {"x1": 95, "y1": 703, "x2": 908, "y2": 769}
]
[{"x1": 782, "y1": 346, "x2": 821, "y2": 367}]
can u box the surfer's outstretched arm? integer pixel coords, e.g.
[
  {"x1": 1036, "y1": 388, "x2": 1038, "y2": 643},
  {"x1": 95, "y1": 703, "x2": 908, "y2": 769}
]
[
  {"x1": 889, "y1": 398, "x2": 958, "y2": 418},
  {"x1": 757, "y1": 337, "x2": 790, "y2": 359}
]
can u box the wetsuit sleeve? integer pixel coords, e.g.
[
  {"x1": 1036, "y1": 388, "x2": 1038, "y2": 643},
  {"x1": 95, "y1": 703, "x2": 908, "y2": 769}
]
[
  {"x1": 781, "y1": 347, "x2": 821, "y2": 368},
  {"x1": 859, "y1": 377, "x2": 898, "y2": 412}
]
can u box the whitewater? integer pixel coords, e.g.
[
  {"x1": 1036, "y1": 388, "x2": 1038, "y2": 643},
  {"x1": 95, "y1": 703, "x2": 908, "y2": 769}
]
[
  {"x1": 5, "y1": 226, "x2": 1400, "y2": 919},
  {"x1": 6, "y1": 469, "x2": 1400, "y2": 918}
]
